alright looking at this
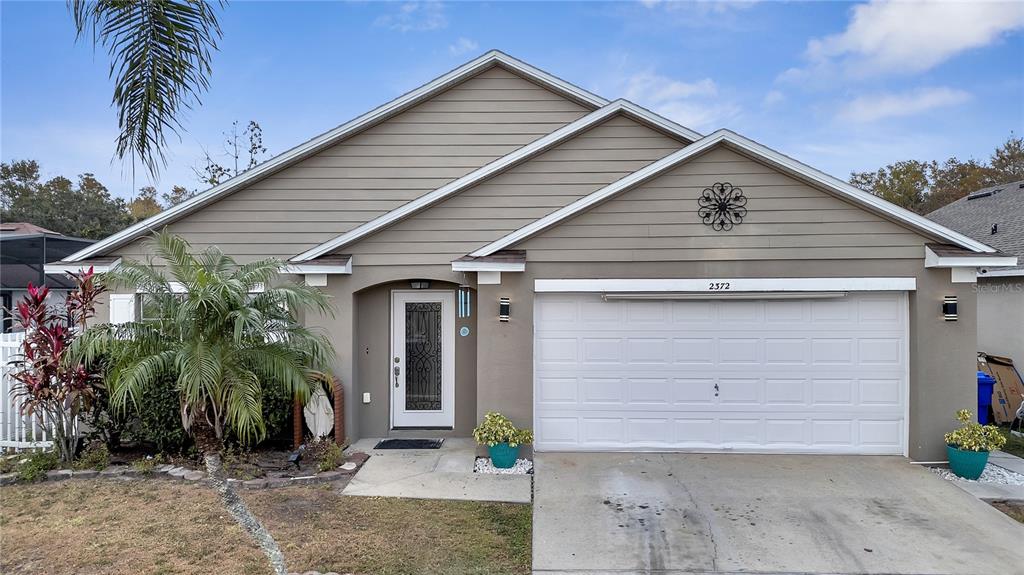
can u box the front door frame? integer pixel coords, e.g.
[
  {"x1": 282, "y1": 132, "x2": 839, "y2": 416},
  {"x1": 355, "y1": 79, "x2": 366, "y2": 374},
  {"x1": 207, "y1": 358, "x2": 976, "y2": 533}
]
[{"x1": 390, "y1": 289, "x2": 456, "y2": 429}]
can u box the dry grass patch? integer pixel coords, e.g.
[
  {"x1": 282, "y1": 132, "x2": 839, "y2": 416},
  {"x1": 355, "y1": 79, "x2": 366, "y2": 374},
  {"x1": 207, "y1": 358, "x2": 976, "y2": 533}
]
[
  {"x1": 1, "y1": 480, "x2": 531, "y2": 575},
  {"x1": 991, "y1": 500, "x2": 1024, "y2": 524}
]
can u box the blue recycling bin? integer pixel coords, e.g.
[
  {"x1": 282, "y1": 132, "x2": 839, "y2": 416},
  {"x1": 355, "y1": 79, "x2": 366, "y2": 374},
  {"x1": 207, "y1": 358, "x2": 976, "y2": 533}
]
[{"x1": 977, "y1": 371, "x2": 996, "y2": 424}]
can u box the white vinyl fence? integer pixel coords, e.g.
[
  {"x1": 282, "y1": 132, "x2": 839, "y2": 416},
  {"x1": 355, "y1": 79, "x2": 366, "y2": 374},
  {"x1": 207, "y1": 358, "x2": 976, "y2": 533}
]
[{"x1": 1, "y1": 331, "x2": 63, "y2": 450}]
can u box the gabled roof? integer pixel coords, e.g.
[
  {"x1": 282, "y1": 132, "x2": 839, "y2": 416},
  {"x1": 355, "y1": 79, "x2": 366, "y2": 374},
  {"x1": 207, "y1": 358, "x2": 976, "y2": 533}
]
[
  {"x1": 62, "y1": 50, "x2": 610, "y2": 263},
  {"x1": 470, "y1": 129, "x2": 997, "y2": 258},
  {"x1": 927, "y1": 181, "x2": 1024, "y2": 275},
  {"x1": 0, "y1": 222, "x2": 59, "y2": 236},
  {"x1": 291, "y1": 99, "x2": 702, "y2": 262}
]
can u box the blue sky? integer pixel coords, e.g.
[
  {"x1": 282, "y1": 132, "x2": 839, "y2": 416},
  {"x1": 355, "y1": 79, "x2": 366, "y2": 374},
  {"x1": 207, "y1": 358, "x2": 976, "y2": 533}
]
[{"x1": 2, "y1": 1, "x2": 1023, "y2": 201}]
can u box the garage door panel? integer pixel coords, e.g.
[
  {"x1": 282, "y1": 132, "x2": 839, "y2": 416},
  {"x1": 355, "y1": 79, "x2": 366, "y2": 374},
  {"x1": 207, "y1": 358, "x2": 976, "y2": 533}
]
[{"x1": 535, "y1": 292, "x2": 908, "y2": 454}]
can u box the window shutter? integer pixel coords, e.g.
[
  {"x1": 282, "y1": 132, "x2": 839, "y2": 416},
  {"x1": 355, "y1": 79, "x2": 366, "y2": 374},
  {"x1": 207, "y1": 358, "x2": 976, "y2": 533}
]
[{"x1": 109, "y1": 294, "x2": 136, "y2": 324}]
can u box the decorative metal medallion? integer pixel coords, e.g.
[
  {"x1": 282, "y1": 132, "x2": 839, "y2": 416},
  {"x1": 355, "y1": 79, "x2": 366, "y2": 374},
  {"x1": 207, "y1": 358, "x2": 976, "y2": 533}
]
[{"x1": 697, "y1": 182, "x2": 747, "y2": 231}]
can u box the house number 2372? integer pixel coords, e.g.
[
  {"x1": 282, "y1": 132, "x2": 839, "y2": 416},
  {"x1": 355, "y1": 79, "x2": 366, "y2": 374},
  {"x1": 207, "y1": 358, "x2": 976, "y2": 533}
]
[{"x1": 708, "y1": 282, "x2": 731, "y2": 291}]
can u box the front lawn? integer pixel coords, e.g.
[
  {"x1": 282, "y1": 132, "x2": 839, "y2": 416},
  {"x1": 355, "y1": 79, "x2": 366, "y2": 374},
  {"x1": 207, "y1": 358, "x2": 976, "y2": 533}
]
[
  {"x1": 996, "y1": 426, "x2": 1024, "y2": 459},
  {"x1": 0, "y1": 480, "x2": 531, "y2": 575}
]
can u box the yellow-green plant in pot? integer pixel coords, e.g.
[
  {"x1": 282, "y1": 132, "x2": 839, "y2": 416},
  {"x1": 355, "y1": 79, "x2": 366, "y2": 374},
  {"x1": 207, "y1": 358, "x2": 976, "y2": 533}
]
[
  {"x1": 944, "y1": 409, "x2": 1006, "y2": 480},
  {"x1": 473, "y1": 412, "x2": 533, "y2": 469}
]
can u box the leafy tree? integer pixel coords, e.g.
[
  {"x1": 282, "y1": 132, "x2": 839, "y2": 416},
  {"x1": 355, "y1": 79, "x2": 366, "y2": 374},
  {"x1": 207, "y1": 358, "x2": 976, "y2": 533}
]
[
  {"x1": 989, "y1": 134, "x2": 1024, "y2": 183},
  {"x1": 1, "y1": 160, "x2": 133, "y2": 239},
  {"x1": 162, "y1": 184, "x2": 197, "y2": 207},
  {"x1": 71, "y1": 231, "x2": 334, "y2": 575},
  {"x1": 8, "y1": 269, "x2": 106, "y2": 464},
  {"x1": 851, "y1": 134, "x2": 1024, "y2": 214},
  {"x1": 850, "y1": 160, "x2": 930, "y2": 212},
  {"x1": 69, "y1": 1, "x2": 224, "y2": 177},
  {"x1": 195, "y1": 120, "x2": 267, "y2": 187},
  {"x1": 127, "y1": 186, "x2": 163, "y2": 221}
]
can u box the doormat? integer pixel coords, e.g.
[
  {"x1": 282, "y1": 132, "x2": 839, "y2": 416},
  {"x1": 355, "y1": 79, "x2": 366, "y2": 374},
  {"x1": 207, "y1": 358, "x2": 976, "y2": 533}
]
[{"x1": 374, "y1": 438, "x2": 444, "y2": 450}]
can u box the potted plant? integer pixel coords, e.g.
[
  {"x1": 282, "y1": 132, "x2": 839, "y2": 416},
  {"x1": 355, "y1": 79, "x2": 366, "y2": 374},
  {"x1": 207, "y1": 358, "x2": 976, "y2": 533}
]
[
  {"x1": 944, "y1": 409, "x2": 1007, "y2": 480},
  {"x1": 473, "y1": 412, "x2": 533, "y2": 469}
]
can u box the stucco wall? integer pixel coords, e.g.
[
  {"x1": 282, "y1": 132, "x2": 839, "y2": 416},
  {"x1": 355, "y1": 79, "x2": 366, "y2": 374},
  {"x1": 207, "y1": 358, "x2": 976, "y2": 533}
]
[
  {"x1": 475, "y1": 261, "x2": 976, "y2": 462},
  {"x1": 977, "y1": 276, "x2": 1024, "y2": 362}
]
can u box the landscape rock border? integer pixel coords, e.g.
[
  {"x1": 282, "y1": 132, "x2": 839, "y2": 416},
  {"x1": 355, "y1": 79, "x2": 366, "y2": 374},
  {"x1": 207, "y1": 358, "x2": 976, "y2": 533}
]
[{"x1": 0, "y1": 452, "x2": 370, "y2": 488}]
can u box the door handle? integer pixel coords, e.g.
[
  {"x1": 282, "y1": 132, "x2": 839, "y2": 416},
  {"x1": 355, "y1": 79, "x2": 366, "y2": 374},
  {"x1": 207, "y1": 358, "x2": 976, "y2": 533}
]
[
  {"x1": 714, "y1": 383, "x2": 719, "y2": 397},
  {"x1": 394, "y1": 365, "x2": 400, "y2": 388}
]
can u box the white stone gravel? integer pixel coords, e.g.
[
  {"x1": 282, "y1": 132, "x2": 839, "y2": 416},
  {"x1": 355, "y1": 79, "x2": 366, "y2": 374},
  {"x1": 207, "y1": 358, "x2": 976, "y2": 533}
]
[
  {"x1": 474, "y1": 457, "x2": 533, "y2": 475},
  {"x1": 931, "y1": 464, "x2": 1024, "y2": 485}
]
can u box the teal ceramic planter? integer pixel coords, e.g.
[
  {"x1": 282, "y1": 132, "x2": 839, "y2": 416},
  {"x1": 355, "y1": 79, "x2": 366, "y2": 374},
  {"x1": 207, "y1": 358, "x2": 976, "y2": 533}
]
[
  {"x1": 947, "y1": 445, "x2": 990, "y2": 480},
  {"x1": 488, "y1": 442, "x2": 519, "y2": 469}
]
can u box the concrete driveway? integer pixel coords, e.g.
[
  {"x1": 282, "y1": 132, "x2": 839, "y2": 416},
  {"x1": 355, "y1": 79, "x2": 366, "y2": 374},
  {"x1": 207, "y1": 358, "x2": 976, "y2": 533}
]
[{"x1": 533, "y1": 453, "x2": 1021, "y2": 574}]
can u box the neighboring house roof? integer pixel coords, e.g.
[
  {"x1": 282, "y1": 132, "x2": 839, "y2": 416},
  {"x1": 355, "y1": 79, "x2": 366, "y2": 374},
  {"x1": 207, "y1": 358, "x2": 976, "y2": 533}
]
[
  {"x1": 470, "y1": 130, "x2": 996, "y2": 258},
  {"x1": 62, "y1": 50, "x2": 613, "y2": 263},
  {"x1": 927, "y1": 181, "x2": 1024, "y2": 276},
  {"x1": 0, "y1": 222, "x2": 59, "y2": 236},
  {"x1": 291, "y1": 99, "x2": 702, "y2": 262}
]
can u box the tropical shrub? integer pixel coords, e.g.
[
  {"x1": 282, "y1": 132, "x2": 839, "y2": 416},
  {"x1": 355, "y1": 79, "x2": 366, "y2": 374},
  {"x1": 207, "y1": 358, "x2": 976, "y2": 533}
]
[
  {"x1": 306, "y1": 436, "x2": 344, "y2": 472},
  {"x1": 7, "y1": 269, "x2": 105, "y2": 464},
  {"x1": 945, "y1": 409, "x2": 1008, "y2": 452},
  {"x1": 70, "y1": 231, "x2": 334, "y2": 575},
  {"x1": 473, "y1": 412, "x2": 534, "y2": 447},
  {"x1": 132, "y1": 374, "x2": 191, "y2": 453},
  {"x1": 73, "y1": 443, "x2": 110, "y2": 471},
  {"x1": 17, "y1": 450, "x2": 60, "y2": 482}
]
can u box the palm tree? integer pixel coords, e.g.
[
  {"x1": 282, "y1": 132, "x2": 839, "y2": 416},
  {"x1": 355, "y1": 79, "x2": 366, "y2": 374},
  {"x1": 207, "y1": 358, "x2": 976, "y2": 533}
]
[
  {"x1": 71, "y1": 231, "x2": 334, "y2": 575},
  {"x1": 69, "y1": 1, "x2": 224, "y2": 177}
]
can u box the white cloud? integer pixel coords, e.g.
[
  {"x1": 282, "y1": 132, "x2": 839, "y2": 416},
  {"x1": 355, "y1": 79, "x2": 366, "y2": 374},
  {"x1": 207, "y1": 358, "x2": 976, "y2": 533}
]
[
  {"x1": 375, "y1": 2, "x2": 447, "y2": 32},
  {"x1": 448, "y1": 37, "x2": 478, "y2": 56},
  {"x1": 802, "y1": 0, "x2": 1024, "y2": 77},
  {"x1": 762, "y1": 90, "x2": 784, "y2": 107},
  {"x1": 620, "y1": 71, "x2": 739, "y2": 131},
  {"x1": 837, "y1": 87, "x2": 971, "y2": 123}
]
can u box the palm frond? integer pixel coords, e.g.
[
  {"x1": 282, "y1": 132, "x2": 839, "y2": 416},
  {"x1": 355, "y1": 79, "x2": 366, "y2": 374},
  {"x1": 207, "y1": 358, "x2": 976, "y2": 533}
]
[{"x1": 69, "y1": 0, "x2": 223, "y2": 176}]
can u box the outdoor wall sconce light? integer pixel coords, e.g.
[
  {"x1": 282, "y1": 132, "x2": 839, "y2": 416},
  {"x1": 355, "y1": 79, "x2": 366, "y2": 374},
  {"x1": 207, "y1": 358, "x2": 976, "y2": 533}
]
[
  {"x1": 499, "y1": 297, "x2": 510, "y2": 322},
  {"x1": 943, "y1": 295, "x2": 958, "y2": 321},
  {"x1": 409, "y1": 280, "x2": 431, "y2": 289}
]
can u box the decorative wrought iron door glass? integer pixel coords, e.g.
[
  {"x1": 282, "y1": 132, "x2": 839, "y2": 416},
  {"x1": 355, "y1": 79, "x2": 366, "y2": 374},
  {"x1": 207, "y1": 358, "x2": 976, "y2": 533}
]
[{"x1": 404, "y1": 302, "x2": 443, "y2": 410}]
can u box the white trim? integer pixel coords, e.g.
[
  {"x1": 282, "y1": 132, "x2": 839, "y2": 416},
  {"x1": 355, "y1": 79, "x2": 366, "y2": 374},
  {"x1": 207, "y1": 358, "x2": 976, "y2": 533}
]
[
  {"x1": 108, "y1": 293, "x2": 136, "y2": 324},
  {"x1": 44, "y1": 259, "x2": 121, "y2": 274},
  {"x1": 473, "y1": 129, "x2": 995, "y2": 257},
  {"x1": 950, "y1": 268, "x2": 977, "y2": 284},
  {"x1": 62, "y1": 50, "x2": 610, "y2": 263},
  {"x1": 451, "y1": 260, "x2": 525, "y2": 273},
  {"x1": 533, "y1": 277, "x2": 918, "y2": 293},
  {"x1": 280, "y1": 260, "x2": 352, "y2": 275},
  {"x1": 477, "y1": 271, "x2": 502, "y2": 285},
  {"x1": 980, "y1": 268, "x2": 1024, "y2": 278},
  {"x1": 924, "y1": 246, "x2": 1017, "y2": 268},
  {"x1": 600, "y1": 291, "x2": 850, "y2": 301},
  {"x1": 292, "y1": 100, "x2": 701, "y2": 262},
  {"x1": 304, "y1": 274, "x2": 328, "y2": 287}
]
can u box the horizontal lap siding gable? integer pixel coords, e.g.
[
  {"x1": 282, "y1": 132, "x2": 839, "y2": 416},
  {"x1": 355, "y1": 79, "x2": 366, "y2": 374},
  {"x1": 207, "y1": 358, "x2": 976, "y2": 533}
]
[
  {"x1": 112, "y1": 66, "x2": 590, "y2": 264},
  {"x1": 516, "y1": 146, "x2": 931, "y2": 262},
  {"x1": 345, "y1": 115, "x2": 685, "y2": 266}
]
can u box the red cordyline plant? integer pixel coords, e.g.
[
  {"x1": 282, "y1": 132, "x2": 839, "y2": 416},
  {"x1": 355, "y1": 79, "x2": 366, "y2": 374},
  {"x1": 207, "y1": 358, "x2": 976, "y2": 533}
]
[{"x1": 8, "y1": 268, "x2": 106, "y2": 464}]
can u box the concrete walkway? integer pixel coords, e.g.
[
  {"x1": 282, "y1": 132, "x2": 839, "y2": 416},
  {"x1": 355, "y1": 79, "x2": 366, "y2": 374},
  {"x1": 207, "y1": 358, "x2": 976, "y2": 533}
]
[
  {"x1": 341, "y1": 438, "x2": 531, "y2": 503},
  {"x1": 946, "y1": 449, "x2": 1024, "y2": 501},
  {"x1": 533, "y1": 453, "x2": 1021, "y2": 575}
]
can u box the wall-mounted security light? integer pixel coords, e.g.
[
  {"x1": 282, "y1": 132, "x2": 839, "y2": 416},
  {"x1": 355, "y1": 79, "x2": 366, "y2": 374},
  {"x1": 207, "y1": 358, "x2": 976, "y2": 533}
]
[
  {"x1": 943, "y1": 295, "x2": 958, "y2": 321},
  {"x1": 498, "y1": 297, "x2": 510, "y2": 322},
  {"x1": 410, "y1": 280, "x2": 431, "y2": 290}
]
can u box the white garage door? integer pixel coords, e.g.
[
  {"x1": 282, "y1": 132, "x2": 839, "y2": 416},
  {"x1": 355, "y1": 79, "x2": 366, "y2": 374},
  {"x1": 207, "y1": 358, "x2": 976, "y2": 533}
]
[{"x1": 534, "y1": 292, "x2": 908, "y2": 454}]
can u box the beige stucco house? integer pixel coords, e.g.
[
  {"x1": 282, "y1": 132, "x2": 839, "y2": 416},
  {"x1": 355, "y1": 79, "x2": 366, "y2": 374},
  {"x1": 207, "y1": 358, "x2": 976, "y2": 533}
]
[{"x1": 51, "y1": 51, "x2": 1016, "y2": 461}]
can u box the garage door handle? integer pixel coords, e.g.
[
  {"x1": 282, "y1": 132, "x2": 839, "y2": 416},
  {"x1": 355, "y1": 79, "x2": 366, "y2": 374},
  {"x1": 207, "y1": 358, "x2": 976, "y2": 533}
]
[{"x1": 714, "y1": 383, "x2": 719, "y2": 397}]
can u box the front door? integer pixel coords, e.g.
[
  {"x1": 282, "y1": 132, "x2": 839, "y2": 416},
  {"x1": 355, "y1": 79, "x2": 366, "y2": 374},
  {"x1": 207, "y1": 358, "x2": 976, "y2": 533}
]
[{"x1": 391, "y1": 290, "x2": 455, "y2": 428}]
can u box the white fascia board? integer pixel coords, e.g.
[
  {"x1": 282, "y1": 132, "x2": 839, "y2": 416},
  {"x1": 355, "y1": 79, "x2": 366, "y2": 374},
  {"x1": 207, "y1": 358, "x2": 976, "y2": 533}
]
[
  {"x1": 980, "y1": 268, "x2": 1024, "y2": 278},
  {"x1": 44, "y1": 258, "x2": 121, "y2": 274},
  {"x1": 924, "y1": 246, "x2": 1017, "y2": 268},
  {"x1": 291, "y1": 99, "x2": 702, "y2": 262},
  {"x1": 63, "y1": 50, "x2": 608, "y2": 263},
  {"x1": 450, "y1": 260, "x2": 526, "y2": 272},
  {"x1": 473, "y1": 129, "x2": 995, "y2": 257},
  {"x1": 280, "y1": 260, "x2": 352, "y2": 275},
  {"x1": 534, "y1": 278, "x2": 918, "y2": 293}
]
